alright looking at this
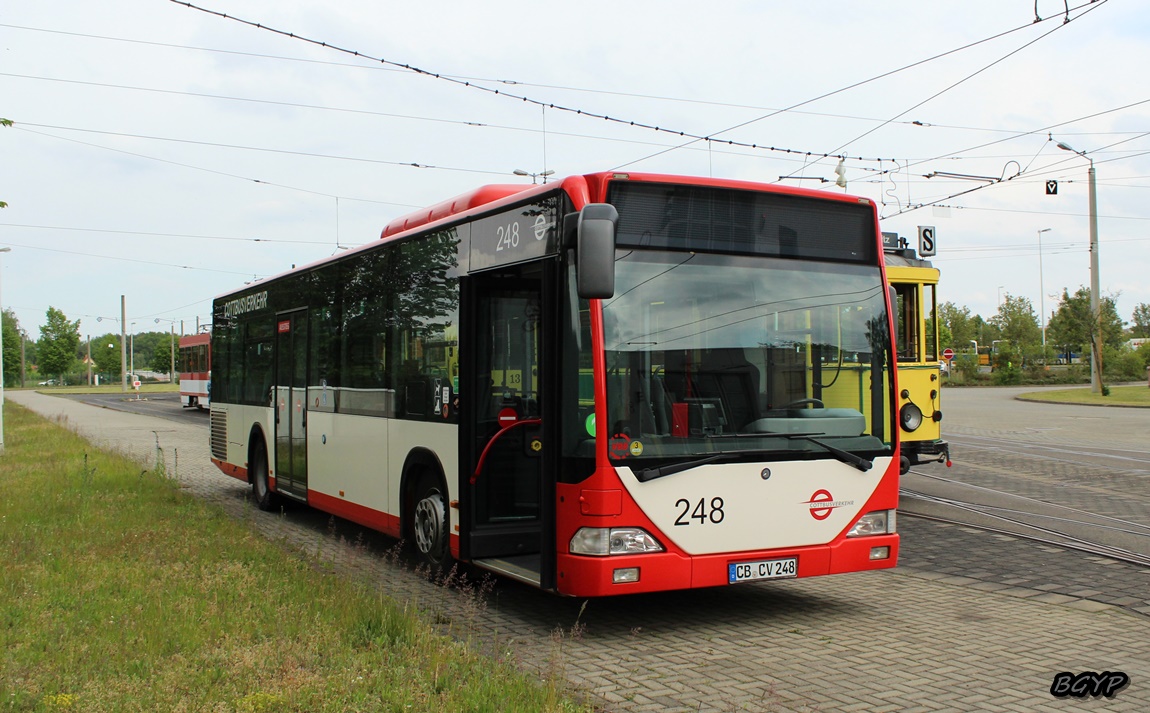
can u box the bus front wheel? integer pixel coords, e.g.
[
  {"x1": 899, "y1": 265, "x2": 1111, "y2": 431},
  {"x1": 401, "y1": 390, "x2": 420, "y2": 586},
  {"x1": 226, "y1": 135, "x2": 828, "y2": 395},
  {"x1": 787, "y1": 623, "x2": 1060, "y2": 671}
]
[
  {"x1": 251, "y1": 445, "x2": 276, "y2": 512},
  {"x1": 411, "y1": 473, "x2": 452, "y2": 572}
]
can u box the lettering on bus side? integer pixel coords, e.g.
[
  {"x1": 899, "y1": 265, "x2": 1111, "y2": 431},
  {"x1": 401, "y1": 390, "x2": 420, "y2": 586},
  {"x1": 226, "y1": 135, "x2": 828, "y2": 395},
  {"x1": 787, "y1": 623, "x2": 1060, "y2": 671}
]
[
  {"x1": 469, "y1": 197, "x2": 559, "y2": 271},
  {"x1": 223, "y1": 290, "x2": 269, "y2": 319}
]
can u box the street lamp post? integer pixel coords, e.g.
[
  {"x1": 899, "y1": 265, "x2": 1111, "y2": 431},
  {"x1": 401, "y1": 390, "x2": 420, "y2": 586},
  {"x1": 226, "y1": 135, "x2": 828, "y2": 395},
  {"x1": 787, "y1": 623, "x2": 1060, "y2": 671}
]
[
  {"x1": 120, "y1": 296, "x2": 126, "y2": 392},
  {"x1": 1056, "y1": 140, "x2": 1102, "y2": 393},
  {"x1": 1037, "y1": 228, "x2": 1052, "y2": 362},
  {"x1": 0, "y1": 246, "x2": 11, "y2": 454},
  {"x1": 513, "y1": 168, "x2": 555, "y2": 184}
]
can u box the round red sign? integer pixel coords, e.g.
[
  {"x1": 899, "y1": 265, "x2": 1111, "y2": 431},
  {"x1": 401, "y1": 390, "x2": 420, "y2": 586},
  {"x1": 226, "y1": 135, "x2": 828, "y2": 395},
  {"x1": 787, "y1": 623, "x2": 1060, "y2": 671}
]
[
  {"x1": 806, "y1": 489, "x2": 836, "y2": 520},
  {"x1": 942, "y1": 347, "x2": 955, "y2": 360}
]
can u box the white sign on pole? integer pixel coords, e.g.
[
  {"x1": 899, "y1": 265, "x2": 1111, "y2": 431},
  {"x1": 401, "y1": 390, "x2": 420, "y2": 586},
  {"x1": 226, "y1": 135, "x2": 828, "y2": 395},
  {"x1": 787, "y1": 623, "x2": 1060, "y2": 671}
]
[{"x1": 917, "y1": 226, "x2": 937, "y2": 257}]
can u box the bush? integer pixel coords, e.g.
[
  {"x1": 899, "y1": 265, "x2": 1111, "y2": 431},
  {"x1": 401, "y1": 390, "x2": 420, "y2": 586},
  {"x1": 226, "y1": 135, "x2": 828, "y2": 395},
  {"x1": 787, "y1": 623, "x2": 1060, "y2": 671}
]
[
  {"x1": 993, "y1": 361, "x2": 1022, "y2": 385},
  {"x1": 1103, "y1": 345, "x2": 1146, "y2": 381},
  {"x1": 1136, "y1": 342, "x2": 1150, "y2": 369},
  {"x1": 954, "y1": 354, "x2": 979, "y2": 380}
]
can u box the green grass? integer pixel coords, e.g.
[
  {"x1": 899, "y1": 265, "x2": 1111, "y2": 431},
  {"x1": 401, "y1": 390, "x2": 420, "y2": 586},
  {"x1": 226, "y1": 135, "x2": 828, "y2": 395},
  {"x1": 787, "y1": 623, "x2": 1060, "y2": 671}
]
[
  {"x1": 1017, "y1": 384, "x2": 1150, "y2": 407},
  {"x1": 0, "y1": 404, "x2": 588, "y2": 712}
]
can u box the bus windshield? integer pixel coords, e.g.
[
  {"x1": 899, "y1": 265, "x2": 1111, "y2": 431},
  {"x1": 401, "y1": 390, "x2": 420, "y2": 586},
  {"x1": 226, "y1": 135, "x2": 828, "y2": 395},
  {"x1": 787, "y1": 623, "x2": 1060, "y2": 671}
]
[{"x1": 601, "y1": 250, "x2": 893, "y2": 463}]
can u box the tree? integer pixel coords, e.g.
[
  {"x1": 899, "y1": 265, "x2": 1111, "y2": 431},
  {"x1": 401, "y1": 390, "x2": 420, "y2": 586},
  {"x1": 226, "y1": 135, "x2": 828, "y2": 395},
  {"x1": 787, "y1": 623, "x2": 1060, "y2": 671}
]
[
  {"x1": 90, "y1": 333, "x2": 123, "y2": 382},
  {"x1": 131, "y1": 331, "x2": 166, "y2": 372},
  {"x1": 2, "y1": 308, "x2": 23, "y2": 387},
  {"x1": 150, "y1": 334, "x2": 178, "y2": 376},
  {"x1": 37, "y1": 307, "x2": 81, "y2": 381},
  {"x1": 1046, "y1": 287, "x2": 1125, "y2": 378},
  {"x1": 971, "y1": 314, "x2": 1000, "y2": 349},
  {"x1": 993, "y1": 294, "x2": 1041, "y2": 361},
  {"x1": 938, "y1": 301, "x2": 976, "y2": 350},
  {"x1": 1132, "y1": 303, "x2": 1150, "y2": 338}
]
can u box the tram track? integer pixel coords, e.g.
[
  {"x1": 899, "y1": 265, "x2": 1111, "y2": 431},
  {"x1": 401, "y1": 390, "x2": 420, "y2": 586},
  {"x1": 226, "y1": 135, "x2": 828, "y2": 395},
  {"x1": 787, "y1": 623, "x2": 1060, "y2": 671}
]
[
  {"x1": 900, "y1": 467, "x2": 1150, "y2": 569},
  {"x1": 944, "y1": 432, "x2": 1150, "y2": 470}
]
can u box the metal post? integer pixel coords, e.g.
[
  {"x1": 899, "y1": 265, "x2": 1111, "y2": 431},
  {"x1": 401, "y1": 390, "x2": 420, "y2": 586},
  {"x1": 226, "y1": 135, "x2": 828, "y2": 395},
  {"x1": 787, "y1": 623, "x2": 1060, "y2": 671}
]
[
  {"x1": 1038, "y1": 228, "x2": 1051, "y2": 364},
  {"x1": 170, "y1": 324, "x2": 175, "y2": 383},
  {"x1": 0, "y1": 247, "x2": 9, "y2": 453},
  {"x1": 120, "y1": 295, "x2": 127, "y2": 393},
  {"x1": 1087, "y1": 163, "x2": 1101, "y2": 393},
  {"x1": 1056, "y1": 140, "x2": 1102, "y2": 394}
]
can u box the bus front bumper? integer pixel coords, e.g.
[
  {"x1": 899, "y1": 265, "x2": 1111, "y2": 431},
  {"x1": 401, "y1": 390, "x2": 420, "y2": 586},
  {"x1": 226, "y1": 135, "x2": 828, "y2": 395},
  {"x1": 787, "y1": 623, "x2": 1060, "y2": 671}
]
[{"x1": 553, "y1": 533, "x2": 899, "y2": 597}]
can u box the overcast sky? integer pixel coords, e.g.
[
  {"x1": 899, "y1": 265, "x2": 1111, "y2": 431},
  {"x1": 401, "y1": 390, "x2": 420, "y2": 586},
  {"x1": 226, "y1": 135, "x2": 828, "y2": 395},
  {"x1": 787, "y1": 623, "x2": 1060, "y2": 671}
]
[{"x1": 2, "y1": 0, "x2": 1147, "y2": 343}]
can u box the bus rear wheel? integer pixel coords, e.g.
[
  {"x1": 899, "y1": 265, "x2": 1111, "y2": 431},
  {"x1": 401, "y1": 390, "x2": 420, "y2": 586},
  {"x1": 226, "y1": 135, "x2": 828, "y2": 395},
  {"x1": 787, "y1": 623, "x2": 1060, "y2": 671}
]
[{"x1": 411, "y1": 474, "x2": 452, "y2": 572}]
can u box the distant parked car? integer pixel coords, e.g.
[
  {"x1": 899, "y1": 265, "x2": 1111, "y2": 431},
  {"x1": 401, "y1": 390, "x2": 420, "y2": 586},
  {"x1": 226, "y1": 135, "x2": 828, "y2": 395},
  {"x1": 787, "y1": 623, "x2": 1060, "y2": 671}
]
[
  {"x1": 939, "y1": 361, "x2": 950, "y2": 376},
  {"x1": 37, "y1": 379, "x2": 57, "y2": 386}
]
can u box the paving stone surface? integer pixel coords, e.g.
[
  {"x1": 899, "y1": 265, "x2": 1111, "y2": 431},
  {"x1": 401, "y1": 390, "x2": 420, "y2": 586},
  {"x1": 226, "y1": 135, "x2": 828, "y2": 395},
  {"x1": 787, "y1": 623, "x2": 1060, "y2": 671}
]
[{"x1": 9, "y1": 389, "x2": 1150, "y2": 712}]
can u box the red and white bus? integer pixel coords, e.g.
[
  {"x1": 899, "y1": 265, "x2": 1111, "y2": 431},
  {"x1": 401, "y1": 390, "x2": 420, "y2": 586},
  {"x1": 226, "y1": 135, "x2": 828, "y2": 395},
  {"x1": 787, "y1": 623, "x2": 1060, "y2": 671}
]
[
  {"x1": 209, "y1": 172, "x2": 901, "y2": 596},
  {"x1": 178, "y1": 331, "x2": 211, "y2": 409}
]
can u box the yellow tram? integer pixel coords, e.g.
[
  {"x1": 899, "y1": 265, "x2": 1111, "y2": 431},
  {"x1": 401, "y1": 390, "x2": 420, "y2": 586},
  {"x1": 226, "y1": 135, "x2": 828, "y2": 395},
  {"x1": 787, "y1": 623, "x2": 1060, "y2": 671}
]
[{"x1": 884, "y1": 234, "x2": 950, "y2": 473}]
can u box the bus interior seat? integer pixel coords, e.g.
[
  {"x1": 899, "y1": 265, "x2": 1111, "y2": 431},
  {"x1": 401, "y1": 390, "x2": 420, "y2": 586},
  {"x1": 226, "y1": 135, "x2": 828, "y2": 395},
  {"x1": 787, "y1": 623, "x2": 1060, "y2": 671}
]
[{"x1": 664, "y1": 349, "x2": 761, "y2": 432}]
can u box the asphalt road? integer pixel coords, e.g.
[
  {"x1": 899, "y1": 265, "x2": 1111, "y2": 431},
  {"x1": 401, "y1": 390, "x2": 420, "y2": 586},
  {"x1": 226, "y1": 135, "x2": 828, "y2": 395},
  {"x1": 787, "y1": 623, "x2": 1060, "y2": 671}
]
[{"x1": 60, "y1": 390, "x2": 210, "y2": 425}]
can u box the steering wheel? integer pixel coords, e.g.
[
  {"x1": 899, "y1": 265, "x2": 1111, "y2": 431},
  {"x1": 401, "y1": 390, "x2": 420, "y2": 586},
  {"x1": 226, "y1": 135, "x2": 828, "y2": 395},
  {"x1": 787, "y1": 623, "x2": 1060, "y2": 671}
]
[{"x1": 782, "y1": 398, "x2": 824, "y2": 410}]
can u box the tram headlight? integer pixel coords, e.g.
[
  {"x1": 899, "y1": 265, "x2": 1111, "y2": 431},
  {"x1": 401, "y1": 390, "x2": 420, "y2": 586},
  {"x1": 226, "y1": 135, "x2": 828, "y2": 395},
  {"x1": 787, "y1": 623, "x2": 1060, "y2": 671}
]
[
  {"x1": 847, "y1": 509, "x2": 897, "y2": 537},
  {"x1": 900, "y1": 402, "x2": 924, "y2": 432},
  {"x1": 570, "y1": 527, "x2": 665, "y2": 556}
]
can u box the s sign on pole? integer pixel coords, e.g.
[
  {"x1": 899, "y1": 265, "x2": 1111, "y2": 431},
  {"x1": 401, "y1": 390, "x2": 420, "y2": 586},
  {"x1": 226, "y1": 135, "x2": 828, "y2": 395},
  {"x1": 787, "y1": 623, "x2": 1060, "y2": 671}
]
[{"x1": 918, "y1": 226, "x2": 936, "y2": 257}]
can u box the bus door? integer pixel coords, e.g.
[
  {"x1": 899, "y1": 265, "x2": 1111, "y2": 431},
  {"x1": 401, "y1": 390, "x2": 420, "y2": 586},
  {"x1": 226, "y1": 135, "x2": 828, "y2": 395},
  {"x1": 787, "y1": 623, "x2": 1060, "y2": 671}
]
[
  {"x1": 463, "y1": 268, "x2": 556, "y2": 588},
  {"x1": 274, "y1": 309, "x2": 309, "y2": 500}
]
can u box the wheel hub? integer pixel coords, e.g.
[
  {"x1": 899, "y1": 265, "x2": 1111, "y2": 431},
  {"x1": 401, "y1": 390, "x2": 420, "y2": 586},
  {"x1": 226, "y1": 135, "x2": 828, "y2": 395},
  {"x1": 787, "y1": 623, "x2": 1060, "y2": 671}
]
[{"x1": 414, "y1": 492, "x2": 446, "y2": 557}]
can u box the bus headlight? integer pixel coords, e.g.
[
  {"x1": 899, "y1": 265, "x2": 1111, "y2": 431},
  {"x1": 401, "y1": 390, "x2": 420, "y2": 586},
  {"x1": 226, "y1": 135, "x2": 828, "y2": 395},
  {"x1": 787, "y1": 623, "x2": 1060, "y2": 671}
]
[
  {"x1": 847, "y1": 510, "x2": 896, "y2": 537},
  {"x1": 570, "y1": 527, "x2": 665, "y2": 556},
  {"x1": 900, "y1": 403, "x2": 923, "y2": 431}
]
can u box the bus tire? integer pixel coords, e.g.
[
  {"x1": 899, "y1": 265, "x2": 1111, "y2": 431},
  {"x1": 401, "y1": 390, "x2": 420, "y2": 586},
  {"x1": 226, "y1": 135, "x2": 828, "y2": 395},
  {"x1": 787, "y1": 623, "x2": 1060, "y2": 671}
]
[
  {"x1": 410, "y1": 472, "x2": 452, "y2": 573},
  {"x1": 251, "y1": 443, "x2": 276, "y2": 512}
]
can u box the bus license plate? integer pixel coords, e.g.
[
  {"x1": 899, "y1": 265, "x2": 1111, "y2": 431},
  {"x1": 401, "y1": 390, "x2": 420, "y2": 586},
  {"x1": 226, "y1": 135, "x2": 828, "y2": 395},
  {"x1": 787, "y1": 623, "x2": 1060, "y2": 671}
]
[{"x1": 729, "y1": 557, "x2": 797, "y2": 584}]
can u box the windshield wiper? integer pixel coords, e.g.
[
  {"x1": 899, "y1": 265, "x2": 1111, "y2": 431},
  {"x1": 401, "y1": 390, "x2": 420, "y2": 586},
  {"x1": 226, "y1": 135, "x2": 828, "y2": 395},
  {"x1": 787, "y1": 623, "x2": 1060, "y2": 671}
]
[
  {"x1": 635, "y1": 454, "x2": 727, "y2": 482},
  {"x1": 787, "y1": 435, "x2": 872, "y2": 472},
  {"x1": 634, "y1": 450, "x2": 761, "y2": 483},
  {"x1": 634, "y1": 438, "x2": 873, "y2": 482}
]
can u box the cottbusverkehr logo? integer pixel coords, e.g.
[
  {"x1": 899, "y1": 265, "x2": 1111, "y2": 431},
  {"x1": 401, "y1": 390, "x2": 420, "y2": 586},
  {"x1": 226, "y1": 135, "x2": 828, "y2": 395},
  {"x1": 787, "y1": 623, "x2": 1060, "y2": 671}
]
[{"x1": 803, "y1": 489, "x2": 854, "y2": 521}]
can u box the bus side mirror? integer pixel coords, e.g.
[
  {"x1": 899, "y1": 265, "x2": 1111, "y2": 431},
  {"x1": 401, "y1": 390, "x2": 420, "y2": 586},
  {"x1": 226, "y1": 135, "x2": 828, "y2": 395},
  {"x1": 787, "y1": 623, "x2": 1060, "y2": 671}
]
[{"x1": 576, "y1": 203, "x2": 618, "y2": 299}]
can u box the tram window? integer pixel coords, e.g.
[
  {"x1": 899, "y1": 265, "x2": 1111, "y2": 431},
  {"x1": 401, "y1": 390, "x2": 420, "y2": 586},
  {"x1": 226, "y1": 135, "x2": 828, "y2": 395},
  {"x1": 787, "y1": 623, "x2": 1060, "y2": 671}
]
[
  {"x1": 923, "y1": 283, "x2": 938, "y2": 362},
  {"x1": 894, "y1": 284, "x2": 919, "y2": 362}
]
